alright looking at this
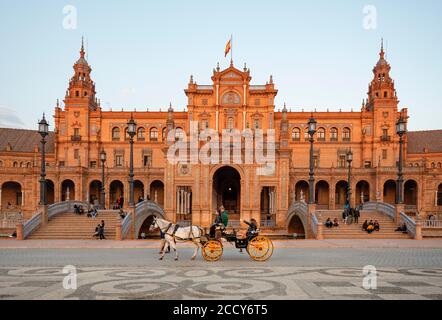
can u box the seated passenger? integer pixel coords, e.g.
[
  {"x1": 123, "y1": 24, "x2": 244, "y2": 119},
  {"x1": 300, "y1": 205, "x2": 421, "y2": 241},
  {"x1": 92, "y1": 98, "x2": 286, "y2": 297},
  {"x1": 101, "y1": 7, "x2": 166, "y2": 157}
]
[{"x1": 333, "y1": 218, "x2": 339, "y2": 227}]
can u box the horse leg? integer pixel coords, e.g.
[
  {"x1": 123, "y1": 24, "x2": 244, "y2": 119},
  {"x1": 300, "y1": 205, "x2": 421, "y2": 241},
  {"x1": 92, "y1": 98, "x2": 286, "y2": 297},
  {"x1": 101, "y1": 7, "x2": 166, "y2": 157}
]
[
  {"x1": 191, "y1": 240, "x2": 199, "y2": 260},
  {"x1": 170, "y1": 239, "x2": 178, "y2": 261},
  {"x1": 159, "y1": 241, "x2": 167, "y2": 260}
]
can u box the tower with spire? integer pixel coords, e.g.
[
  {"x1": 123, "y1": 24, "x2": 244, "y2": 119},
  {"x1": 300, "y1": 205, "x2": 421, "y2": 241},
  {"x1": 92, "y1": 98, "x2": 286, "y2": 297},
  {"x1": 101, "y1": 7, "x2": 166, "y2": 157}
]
[
  {"x1": 366, "y1": 39, "x2": 398, "y2": 111},
  {"x1": 64, "y1": 37, "x2": 98, "y2": 112}
]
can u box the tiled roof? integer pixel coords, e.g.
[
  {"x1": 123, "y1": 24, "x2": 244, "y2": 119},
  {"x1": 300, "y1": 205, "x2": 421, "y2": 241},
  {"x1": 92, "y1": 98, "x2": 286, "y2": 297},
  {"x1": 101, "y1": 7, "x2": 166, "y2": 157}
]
[
  {"x1": 407, "y1": 130, "x2": 442, "y2": 154},
  {"x1": 0, "y1": 128, "x2": 55, "y2": 153}
]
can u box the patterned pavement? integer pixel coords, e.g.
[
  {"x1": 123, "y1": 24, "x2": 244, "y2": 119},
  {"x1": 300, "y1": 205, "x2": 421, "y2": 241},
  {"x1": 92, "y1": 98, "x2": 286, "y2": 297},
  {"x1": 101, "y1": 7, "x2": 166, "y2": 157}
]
[
  {"x1": 0, "y1": 245, "x2": 442, "y2": 300},
  {"x1": 1, "y1": 266, "x2": 442, "y2": 300}
]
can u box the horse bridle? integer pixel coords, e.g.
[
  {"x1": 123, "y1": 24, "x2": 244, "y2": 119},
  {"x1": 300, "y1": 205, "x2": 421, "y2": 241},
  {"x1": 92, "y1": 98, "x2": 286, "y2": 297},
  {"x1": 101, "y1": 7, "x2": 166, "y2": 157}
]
[{"x1": 151, "y1": 219, "x2": 173, "y2": 234}]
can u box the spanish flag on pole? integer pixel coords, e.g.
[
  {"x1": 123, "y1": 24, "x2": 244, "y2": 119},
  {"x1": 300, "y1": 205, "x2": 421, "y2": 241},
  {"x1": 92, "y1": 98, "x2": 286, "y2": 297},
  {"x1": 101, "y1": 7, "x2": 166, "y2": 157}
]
[{"x1": 224, "y1": 36, "x2": 232, "y2": 58}]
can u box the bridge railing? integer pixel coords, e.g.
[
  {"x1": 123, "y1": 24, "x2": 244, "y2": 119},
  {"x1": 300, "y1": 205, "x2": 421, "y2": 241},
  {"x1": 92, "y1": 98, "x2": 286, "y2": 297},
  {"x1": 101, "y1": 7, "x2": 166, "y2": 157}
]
[
  {"x1": 23, "y1": 212, "x2": 42, "y2": 239},
  {"x1": 363, "y1": 201, "x2": 396, "y2": 220},
  {"x1": 310, "y1": 212, "x2": 321, "y2": 239},
  {"x1": 48, "y1": 201, "x2": 89, "y2": 220},
  {"x1": 121, "y1": 213, "x2": 132, "y2": 239},
  {"x1": 400, "y1": 212, "x2": 416, "y2": 238}
]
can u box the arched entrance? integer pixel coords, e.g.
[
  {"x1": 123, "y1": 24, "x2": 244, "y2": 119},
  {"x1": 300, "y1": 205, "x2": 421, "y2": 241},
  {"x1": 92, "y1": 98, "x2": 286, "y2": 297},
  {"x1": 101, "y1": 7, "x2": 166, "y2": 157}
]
[
  {"x1": 288, "y1": 215, "x2": 306, "y2": 239},
  {"x1": 213, "y1": 166, "x2": 241, "y2": 220},
  {"x1": 315, "y1": 180, "x2": 329, "y2": 209},
  {"x1": 1, "y1": 182, "x2": 22, "y2": 211},
  {"x1": 61, "y1": 180, "x2": 75, "y2": 201},
  {"x1": 356, "y1": 180, "x2": 370, "y2": 204},
  {"x1": 134, "y1": 180, "x2": 144, "y2": 203},
  {"x1": 110, "y1": 180, "x2": 124, "y2": 209},
  {"x1": 138, "y1": 215, "x2": 156, "y2": 239},
  {"x1": 295, "y1": 180, "x2": 309, "y2": 202},
  {"x1": 47, "y1": 180, "x2": 55, "y2": 205},
  {"x1": 383, "y1": 180, "x2": 396, "y2": 205},
  {"x1": 149, "y1": 180, "x2": 164, "y2": 206},
  {"x1": 404, "y1": 180, "x2": 418, "y2": 207},
  {"x1": 335, "y1": 181, "x2": 348, "y2": 207},
  {"x1": 89, "y1": 180, "x2": 102, "y2": 206}
]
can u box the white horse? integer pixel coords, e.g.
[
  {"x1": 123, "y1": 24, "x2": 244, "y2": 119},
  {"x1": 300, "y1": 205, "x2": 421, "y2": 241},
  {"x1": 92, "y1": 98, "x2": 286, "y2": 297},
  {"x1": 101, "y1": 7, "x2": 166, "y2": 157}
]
[{"x1": 150, "y1": 217, "x2": 204, "y2": 261}]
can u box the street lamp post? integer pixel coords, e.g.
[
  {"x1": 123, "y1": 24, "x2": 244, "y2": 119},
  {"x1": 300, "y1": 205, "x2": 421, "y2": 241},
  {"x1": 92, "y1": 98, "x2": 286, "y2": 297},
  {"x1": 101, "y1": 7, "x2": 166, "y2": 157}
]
[
  {"x1": 346, "y1": 149, "x2": 353, "y2": 208},
  {"x1": 38, "y1": 114, "x2": 49, "y2": 205},
  {"x1": 308, "y1": 115, "x2": 317, "y2": 204},
  {"x1": 396, "y1": 115, "x2": 407, "y2": 204},
  {"x1": 100, "y1": 149, "x2": 107, "y2": 209},
  {"x1": 127, "y1": 115, "x2": 137, "y2": 207}
]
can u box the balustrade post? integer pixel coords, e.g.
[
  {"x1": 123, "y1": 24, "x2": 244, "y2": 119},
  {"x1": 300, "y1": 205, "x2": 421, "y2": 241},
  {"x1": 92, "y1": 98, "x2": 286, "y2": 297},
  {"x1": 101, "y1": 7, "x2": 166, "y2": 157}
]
[
  {"x1": 395, "y1": 203, "x2": 404, "y2": 224},
  {"x1": 316, "y1": 223, "x2": 323, "y2": 240},
  {"x1": 414, "y1": 218, "x2": 423, "y2": 240},
  {"x1": 115, "y1": 222, "x2": 122, "y2": 241},
  {"x1": 39, "y1": 204, "x2": 48, "y2": 225},
  {"x1": 128, "y1": 207, "x2": 136, "y2": 239},
  {"x1": 16, "y1": 223, "x2": 23, "y2": 240},
  {"x1": 307, "y1": 203, "x2": 316, "y2": 239}
]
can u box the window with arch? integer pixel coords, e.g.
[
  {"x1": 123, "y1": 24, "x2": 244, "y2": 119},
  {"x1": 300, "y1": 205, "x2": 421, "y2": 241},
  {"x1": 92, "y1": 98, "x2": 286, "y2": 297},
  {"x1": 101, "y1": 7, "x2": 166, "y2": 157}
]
[
  {"x1": 112, "y1": 127, "x2": 120, "y2": 141},
  {"x1": 13, "y1": 161, "x2": 18, "y2": 168},
  {"x1": 291, "y1": 128, "x2": 300, "y2": 141},
  {"x1": 415, "y1": 163, "x2": 419, "y2": 167},
  {"x1": 227, "y1": 117, "x2": 234, "y2": 130},
  {"x1": 175, "y1": 127, "x2": 185, "y2": 140},
  {"x1": 19, "y1": 162, "x2": 24, "y2": 168},
  {"x1": 162, "y1": 127, "x2": 167, "y2": 141},
  {"x1": 342, "y1": 127, "x2": 351, "y2": 142},
  {"x1": 137, "y1": 128, "x2": 145, "y2": 141},
  {"x1": 304, "y1": 128, "x2": 310, "y2": 141},
  {"x1": 438, "y1": 162, "x2": 442, "y2": 169},
  {"x1": 330, "y1": 128, "x2": 338, "y2": 141},
  {"x1": 432, "y1": 162, "x2": 436, "y2": 169},
  {"x1": 150, "y1": 127, "x2": 158, "y2": 141},
  {"x1": 0, "y1": 160, "x2": 3, "y2": 167},
  {"x1": 26, "y1": 162, "x2": 32, "y2": 168},
  {"x1": 317, "y1": 128, "x2": 326, "y2": 142}
]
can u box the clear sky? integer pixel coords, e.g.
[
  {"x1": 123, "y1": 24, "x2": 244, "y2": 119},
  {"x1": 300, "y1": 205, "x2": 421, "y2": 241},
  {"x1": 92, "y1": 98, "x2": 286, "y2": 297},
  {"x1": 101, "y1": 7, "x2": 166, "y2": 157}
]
[{"x1": 0, "y1": 0, "x2": 441, "y2": 131}]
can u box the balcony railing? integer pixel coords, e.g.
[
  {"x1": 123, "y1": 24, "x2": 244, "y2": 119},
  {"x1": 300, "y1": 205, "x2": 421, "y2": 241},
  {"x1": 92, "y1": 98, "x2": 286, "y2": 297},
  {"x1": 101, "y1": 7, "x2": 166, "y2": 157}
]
[
  {"x1": 71, "y1": 135, "x2": 82, "y2": 142},
  {"x1": 381, "y1": 135, "x2": 391, "y2": 142}
]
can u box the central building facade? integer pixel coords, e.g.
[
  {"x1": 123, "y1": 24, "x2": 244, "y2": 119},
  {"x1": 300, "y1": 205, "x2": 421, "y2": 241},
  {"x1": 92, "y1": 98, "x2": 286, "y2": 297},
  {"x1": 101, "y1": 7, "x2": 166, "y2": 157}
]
[{"x1": 1, "y1": 41, "x2": 442, "y2": 238}]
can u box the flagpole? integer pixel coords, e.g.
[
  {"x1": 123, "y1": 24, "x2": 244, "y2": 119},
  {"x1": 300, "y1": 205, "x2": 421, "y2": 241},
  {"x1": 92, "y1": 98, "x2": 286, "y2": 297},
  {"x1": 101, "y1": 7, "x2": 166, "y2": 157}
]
[{"x1": 230, "y1": 34, "x2": 233, "y2": 66}]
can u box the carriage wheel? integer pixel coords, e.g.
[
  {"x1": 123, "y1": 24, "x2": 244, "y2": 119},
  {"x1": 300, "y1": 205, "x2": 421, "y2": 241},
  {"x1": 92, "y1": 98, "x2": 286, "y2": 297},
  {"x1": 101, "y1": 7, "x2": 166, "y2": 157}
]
[
  {"x1": 247, "y1": 236, "x2": 274, "y2": 262},
  {"x1": 202, "y1": 240, "x2": 223, "y2": 262}
]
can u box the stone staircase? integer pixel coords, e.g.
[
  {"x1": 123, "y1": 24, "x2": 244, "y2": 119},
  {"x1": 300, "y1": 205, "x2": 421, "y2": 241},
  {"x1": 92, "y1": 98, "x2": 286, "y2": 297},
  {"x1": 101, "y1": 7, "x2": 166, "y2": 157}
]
[
  {"x1": 317, "y1": 210, "x2": 410, "y2": 239},
  {"x1": 28, "y1": 210, "x2": 121, "y2": 240}
]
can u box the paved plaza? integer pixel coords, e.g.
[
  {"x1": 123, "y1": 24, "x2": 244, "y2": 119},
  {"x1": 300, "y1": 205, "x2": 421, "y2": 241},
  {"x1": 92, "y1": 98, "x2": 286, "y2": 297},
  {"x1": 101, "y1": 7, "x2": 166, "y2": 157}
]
[{"x1": 0, "y1": 239, "x2": 442, "y2": 300}]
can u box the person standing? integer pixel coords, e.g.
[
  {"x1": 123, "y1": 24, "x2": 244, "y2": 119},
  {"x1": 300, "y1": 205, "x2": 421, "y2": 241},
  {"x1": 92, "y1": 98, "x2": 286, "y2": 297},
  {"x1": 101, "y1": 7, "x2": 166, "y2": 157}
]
[{"x1": 99, "y1": 220, "x2": 106, "y2": 240}]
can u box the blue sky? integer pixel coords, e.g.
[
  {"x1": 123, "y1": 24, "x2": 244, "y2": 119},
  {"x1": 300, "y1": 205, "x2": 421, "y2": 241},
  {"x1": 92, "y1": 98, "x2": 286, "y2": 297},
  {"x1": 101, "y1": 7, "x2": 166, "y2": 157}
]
[{"x1": 0, "y1": 0, "x2": 441, "y2": 131}]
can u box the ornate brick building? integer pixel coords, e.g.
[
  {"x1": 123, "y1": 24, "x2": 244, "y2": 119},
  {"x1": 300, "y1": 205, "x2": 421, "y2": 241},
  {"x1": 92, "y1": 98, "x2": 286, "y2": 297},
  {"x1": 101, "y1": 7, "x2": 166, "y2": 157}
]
[{"x1": 1, "y1": 41, "x2": 442, "y2": 235}]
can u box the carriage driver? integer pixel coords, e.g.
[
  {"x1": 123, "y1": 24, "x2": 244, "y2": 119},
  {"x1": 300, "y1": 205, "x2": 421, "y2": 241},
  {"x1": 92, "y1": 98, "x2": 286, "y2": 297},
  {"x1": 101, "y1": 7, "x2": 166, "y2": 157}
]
[{"x1": 209, "y1": 205, "x2": 229, "y2": 238}]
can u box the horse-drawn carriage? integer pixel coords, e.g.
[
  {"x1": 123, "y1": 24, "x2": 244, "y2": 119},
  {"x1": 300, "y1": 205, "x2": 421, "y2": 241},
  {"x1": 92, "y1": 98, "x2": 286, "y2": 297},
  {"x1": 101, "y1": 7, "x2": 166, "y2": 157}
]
[
  {"x1": 200, "y1": 225, "x2": 274, "y2": 262},
  {"x1": 151, "y1": 217, "x2": 274, "y2": 262}
]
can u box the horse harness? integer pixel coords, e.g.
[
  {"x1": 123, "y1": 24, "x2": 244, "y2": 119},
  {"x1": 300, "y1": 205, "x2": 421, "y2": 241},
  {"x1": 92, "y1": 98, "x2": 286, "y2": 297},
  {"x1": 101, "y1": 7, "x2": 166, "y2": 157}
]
[{"x1": 161, "y1": 222, "x2": 201, "y2": 241}]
